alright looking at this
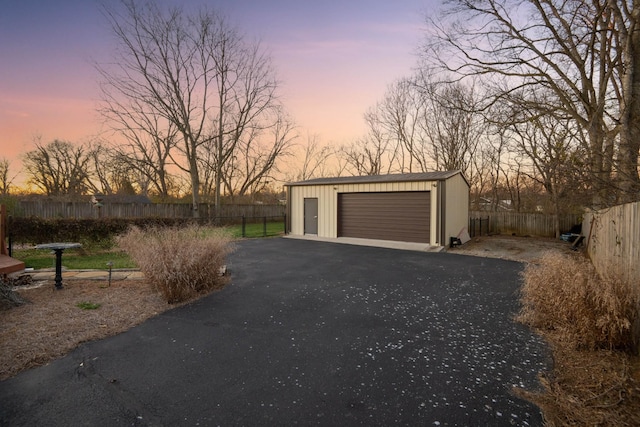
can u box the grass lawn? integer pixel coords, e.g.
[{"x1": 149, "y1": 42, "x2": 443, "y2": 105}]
[
  {"x1": 13, "y1": 248, "x2": 136, "y2": 270},
  {"x1": 12, "y1": 222, "x2": 285, "y2": 270},
  {"x1": 228, "y1": 221, "x2": 285, "y2": 238}
]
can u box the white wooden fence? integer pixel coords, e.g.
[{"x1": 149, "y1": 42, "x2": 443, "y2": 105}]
[{"x1": 582, "y1": 201, "x2": 640, "y2": 286}]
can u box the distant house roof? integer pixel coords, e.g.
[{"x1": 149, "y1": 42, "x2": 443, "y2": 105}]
[
  {"x1": 475, "y1": 197, "x2": 513, "y2": 211},
  {"x1": 286, "y1": 171, "x2": 467, "y2": 187}
]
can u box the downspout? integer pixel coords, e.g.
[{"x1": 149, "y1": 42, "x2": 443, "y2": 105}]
[{"x1": 285, "y1": 185, "x2": 292, "y2": 234}]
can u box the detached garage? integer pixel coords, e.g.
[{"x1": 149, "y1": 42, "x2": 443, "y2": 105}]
[{"x1": 285, "y1": 171, "x2": 469, "y2": 248}]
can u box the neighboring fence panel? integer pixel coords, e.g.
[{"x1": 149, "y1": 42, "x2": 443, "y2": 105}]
[
  {"x1": 582, "y1": 201, "x2": 640, "y2": 286},
  {"x1": 470, "y1": 211, "x2": 582, "y2": 237},
  {"x1": 15, "y1": 201, "x2": 285, "y2": 219},
  {"x1": 468, "y1": 216, "x2": 489, "y2": 237}
]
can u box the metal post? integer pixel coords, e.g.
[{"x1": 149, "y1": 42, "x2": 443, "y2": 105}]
[
  {"x1": 107, "y1": 261, "x2": 113, "y2": 287},
  {"x1": 263, "y1": 216, "x2": 267, "y2": 237},
  {"x1": 242, "y1": 215, "x2": 246, "y2": 238},
  {"x1": 283, "y1": 214, "x2": 287, "y2": 235},
  {"x1": 53, "y1": 248, "x2": 64, "y2": 290}
]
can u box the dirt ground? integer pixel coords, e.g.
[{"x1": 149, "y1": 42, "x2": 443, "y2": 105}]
[
  {"x1": 0, "y1": 278, "x2": 179, "y2": 381},
  {"x1": 1, "y1": 235, "x2": 638, "y2": 425},
  {"x1": 447, "y1": 233, "x2": 576, "y2": 262}
]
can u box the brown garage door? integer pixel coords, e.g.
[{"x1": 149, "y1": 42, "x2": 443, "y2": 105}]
[{"x1": 338, "y1": 192, "x2": 430, "y2": 243}]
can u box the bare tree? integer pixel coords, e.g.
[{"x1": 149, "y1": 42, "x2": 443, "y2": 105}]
[
  {"x1": 416, "y1": 77, "x2": 486, "y2": 181},
  {"x1": 0, "y1": 158, "x2": 16, "y2": 195},
  {"x1": 339, "y1": 137, "x2": 385, "y2": 176},
  {"x1": 206, "y1": 33, "x2": 283, "y2": 208},
  {"x1": 220, "y1": 108, "x2": 296, "y2": 197},
  {"x1": 360, "y1": 75, "x2": 487, "y2": 182},
  {"x1": 287, "y1": 133, "x2": 336, "y2": 181},
  {"x1": 368, "y1": 78, "x2": 430, "y2": 173},
  {"x1": 97, "y1": 82, "x2": 178, "y2": 198},
  {"x1": 424, "y1": 0, "x2": 640, "y2": 206},
  {"x1": 339, "y1": 103, "x2": 405, "y2": 177},
  {"x1": 87, "y1": 141, "x2": 157, "y2": 196},
  {"x1": 22, "y1": 139, "x2": 96, "y2": 197},
  {"x1": 99, "y1": 1, "x2": 287, "y2": 215},
  {"x1": 99, "y1": 1, "x2": 213, "y2": 214},
  {"x1": 506, "y1": 110, "x2": 580, "y2": 235}
]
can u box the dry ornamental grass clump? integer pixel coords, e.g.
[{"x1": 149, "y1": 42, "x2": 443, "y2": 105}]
[
  {"x1": 517, "y1": 252, "x2": 640, "y2": 426},
  {"x1": 519, "y1": 252, "x2": 640, "y2": 352},
  {"x1": 118, "y1": 225, "x2": 234, "y2": 303}
]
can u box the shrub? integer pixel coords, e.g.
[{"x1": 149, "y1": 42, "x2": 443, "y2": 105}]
[
  {"x1": 117, "y1": 225, "x2": 234, "y2": 303},
  {"x1": 10, "y1": 217, "x2": 202, "y2": 246},
  {"x1": 518, "y1": 252, "x2": 640, "y2": 352}
]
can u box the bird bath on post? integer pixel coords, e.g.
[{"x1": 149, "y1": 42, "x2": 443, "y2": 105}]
[{"x1": 35, "y1": 243, "x2": 82, "y2": 290}]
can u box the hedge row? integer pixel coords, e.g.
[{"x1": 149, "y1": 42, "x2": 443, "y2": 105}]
[{"x1": 7, "y1": 217, "x2": 224, "y2": 245}]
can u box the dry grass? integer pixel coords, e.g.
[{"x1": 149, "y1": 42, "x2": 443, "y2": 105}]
[
  {"x1": 118, "y1": 225, "x2": 234, "y2": 303},
  {"x1": 519, "y1": 252, "x2": 640, "y2": 351},
  {"x1": 518, "y1": 251, "x2": 640, "y2": 425},
  {"x1": 516, "y1": 340, "x2": 640, "y2": 426},
  {"x1": 0, "y1": 279, "x2": 177, "y2": 381}
]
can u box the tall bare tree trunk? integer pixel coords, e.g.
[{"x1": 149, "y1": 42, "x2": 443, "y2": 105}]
[{"x1": 616, "y1": 1, "x2": 640, "y2": 202}]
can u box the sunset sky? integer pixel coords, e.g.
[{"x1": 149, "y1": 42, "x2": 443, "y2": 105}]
[{"x1": 0, "y1": 0, "x2": 437, "y2": 186}]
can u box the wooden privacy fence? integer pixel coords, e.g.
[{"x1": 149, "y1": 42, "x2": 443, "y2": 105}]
[
  {"x1": 14, "y1": 201, "x2": 285, "y2": 219},
  {"x1": 582, "y1": 201, "x2": 640, "y2": 286},
  {"x1": 469, "y1": 211, "x2": 582, "y2": 237}
]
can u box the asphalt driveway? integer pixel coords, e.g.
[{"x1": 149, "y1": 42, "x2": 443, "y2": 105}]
[{"x1": 0, "y1": 238, "x2": 550, "y2": 426}]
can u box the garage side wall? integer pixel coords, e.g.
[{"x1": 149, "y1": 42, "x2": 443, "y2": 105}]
[
  {"x1": 289, "y1": 181, "x2": 439, "y2": 241},
  {"x1": 443, "y1": 174, "x2": 470, "y2": 240}
]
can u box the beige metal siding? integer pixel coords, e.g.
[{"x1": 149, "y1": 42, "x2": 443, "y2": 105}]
[
  {"x1": 289, "y1": 185, "x2": 337, "y2": 237},
  {"x1": 444, "y1": 173, "x2": 470, "y2": 240},
  {"x1": 338, "y1": 192, "x2": 431, "y2": 243}
]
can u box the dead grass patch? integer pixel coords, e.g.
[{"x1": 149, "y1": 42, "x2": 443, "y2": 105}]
[{"x1": 0, "y1": 279, "x2": 178, "y2": 381}]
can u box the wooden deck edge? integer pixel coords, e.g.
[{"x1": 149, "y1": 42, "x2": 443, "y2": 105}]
[{"x1": 0, "y1": 255, "x2": 26, "y2": 275}]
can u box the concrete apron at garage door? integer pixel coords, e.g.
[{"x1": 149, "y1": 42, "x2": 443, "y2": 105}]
[{"x1": 284, "y1": 233, "x2": 444, "y2": 252}]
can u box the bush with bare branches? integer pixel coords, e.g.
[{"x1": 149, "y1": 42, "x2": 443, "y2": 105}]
[{"x1": 118, "y1": 225, "x2": 234, "y2": 303}]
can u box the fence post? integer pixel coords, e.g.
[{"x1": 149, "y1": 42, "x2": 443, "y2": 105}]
[
  {"x1": 7, "y1": 214, "x2": 12, "y2": 257},
  {"x1": 263, "y1": 216, "x2": 267, "y2": 237},
  {"x1": 283, "y1": 214, "x2": 287, "y2": 235},
  {"x1": 242, "y1": 215, "x2": 246, "y2": 238}
]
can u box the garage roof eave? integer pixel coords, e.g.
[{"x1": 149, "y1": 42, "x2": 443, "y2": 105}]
[{"x1": 285, "y1": 170, "x2": 466, "y2": 187}]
